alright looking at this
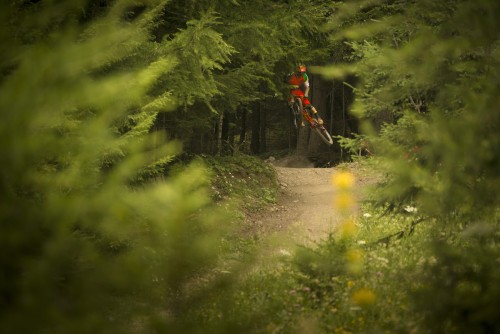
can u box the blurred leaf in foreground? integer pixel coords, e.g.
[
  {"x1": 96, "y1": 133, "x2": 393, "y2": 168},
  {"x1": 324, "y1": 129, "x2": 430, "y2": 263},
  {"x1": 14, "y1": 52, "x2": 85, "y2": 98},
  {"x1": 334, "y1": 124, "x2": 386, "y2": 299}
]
[{"x1": 0, "y1": 1, "x2": 229, "y2": 333}]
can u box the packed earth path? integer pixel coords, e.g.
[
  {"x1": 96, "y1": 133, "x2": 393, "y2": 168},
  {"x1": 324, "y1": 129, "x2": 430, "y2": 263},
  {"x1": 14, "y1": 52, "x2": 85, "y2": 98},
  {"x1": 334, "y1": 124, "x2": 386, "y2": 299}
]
[{"x1": 242, "y1": 156, "x2": 377, "y2": 268}]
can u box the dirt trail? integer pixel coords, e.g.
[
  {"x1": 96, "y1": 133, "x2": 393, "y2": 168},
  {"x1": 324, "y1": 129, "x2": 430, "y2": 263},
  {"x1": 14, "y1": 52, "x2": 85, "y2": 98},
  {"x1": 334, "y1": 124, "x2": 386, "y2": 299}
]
[
  {"x1": 266, "y1": 166, "x2": 339, "y2": 245},
  {"x1": 243, "y1": 157, "x2": 343, "y2": 266},
  {"x1": 243, "y1": 157, "x2": 377, "y2": 266}
]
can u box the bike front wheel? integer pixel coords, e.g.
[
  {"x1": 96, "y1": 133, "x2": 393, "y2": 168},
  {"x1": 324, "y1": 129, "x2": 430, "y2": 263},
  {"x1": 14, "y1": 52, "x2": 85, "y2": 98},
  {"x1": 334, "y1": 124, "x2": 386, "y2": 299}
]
[{"x1": 314, "y1": 126, "x2": 334, "y2": 145}]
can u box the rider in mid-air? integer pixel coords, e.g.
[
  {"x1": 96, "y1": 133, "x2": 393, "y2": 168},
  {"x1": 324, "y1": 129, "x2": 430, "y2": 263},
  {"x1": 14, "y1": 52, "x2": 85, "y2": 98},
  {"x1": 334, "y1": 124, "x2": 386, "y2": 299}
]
[{"x1": 286, "y1": 64, "x2": 323, "y2": 126}]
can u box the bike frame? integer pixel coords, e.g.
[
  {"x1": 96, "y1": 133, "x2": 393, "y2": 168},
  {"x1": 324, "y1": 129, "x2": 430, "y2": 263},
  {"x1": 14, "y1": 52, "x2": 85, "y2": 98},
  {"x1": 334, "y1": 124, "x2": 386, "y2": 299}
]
[
  {"x1": 290, "y1": 96, "x2": 333, "y2": 145},
  {"x1": 300, "y1": 103, "x2": 319, "y2": 128},
  {"x1": 290, "y1": 96, "x2": 318, "y2": 127}
]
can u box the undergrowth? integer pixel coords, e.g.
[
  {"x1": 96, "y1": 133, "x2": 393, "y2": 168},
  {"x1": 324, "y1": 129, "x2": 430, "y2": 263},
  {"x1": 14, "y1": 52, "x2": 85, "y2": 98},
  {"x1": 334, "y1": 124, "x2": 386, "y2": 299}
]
[
  {"x1": 204, "y1": 154, "x2": 279, "y2": 214},
  {"x1": 203, "y1": 154, "x2": 280, "y2": 268},
  {"x1": 187, "y1": 158, "x2": 500, "y2": 334},
  {"x1": 198, "y1": 204, "x2": 435, "y2": 333}
]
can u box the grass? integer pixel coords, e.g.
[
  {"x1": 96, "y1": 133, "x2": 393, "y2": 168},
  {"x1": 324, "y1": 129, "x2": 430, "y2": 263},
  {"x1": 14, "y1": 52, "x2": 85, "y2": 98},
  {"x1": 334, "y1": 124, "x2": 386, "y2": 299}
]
[
  {"x1": 158, "y1": 156, "x2": 499, "y2": 334},
  {"x1": 188, "y1": 157, "x2": 500, "y2": 333},
  {"x1": 204, "y1": 154, "x2": 279, "y2": 214}
]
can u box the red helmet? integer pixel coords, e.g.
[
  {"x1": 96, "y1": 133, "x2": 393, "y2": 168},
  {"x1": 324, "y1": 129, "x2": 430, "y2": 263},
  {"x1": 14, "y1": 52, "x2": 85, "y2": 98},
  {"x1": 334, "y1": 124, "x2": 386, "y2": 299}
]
[{"x1": 297, "y1": 64, "x2": 307, "y2": 73}]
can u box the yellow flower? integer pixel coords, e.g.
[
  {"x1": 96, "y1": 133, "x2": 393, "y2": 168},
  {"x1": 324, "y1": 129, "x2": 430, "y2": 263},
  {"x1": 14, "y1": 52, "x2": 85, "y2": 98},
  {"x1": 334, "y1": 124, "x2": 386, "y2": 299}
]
[
  {"x1": 347, "y1": 280, "x2": 356, "y2": 289},
  {"x1": 346, "y1": 248, "x2": 364, "y2": 274},
  {"x1": 352, "y1": 288, "x2": 377, "y2": 307},
  {"x1": 338, "y1": 219, "x2": 358, "y2": 238},
  {"x1": 346, "y1": 248, "x2": 364, "y2": 263},
  {"x1": 331, "y1": 171, "x2": 355, "y2": 190},
  {"x1": 333, "y1": 193, "x2": 355, "y2": 211}
]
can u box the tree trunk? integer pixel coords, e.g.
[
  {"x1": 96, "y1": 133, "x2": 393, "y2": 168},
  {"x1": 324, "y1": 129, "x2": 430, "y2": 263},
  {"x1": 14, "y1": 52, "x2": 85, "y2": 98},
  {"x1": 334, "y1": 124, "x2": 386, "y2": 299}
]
[
  {"x1": 228, "y1": 111, "x2": 235, "y2": 155},
  {"x1": 221, "y1": 110, "x2": 231, "y2": 155},
  {"x1": 215, "y1": 113, "x2": 223, "y2": 155},
  {"x1": 223, "y1": 110, "x2": 236, "y2": 155},
  {"x1": 260, "y1": 102, "x2": 267, "y2": 153},
  {"x1": 238, "y1": 107, "x2": 247, "y2": 150},
  {"x1": 296, "y1": 127, "x2": 310, "y2": 155},
  {"x1": 250, "y1": 102, "x2": 260, "y2": 154}
]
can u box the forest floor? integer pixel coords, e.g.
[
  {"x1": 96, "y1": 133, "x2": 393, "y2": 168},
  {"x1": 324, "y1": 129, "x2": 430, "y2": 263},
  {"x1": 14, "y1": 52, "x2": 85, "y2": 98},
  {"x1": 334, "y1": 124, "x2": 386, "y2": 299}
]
[{"x1": 241, "y1": 155, "x2": 380, "y2": 269}]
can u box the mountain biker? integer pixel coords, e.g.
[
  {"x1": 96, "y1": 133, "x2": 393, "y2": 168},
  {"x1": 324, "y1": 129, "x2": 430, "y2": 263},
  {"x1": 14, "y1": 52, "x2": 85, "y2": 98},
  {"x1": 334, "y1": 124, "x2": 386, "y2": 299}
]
[{"x1": 286, "y1": 64, "x2": 323, "y2": 126}]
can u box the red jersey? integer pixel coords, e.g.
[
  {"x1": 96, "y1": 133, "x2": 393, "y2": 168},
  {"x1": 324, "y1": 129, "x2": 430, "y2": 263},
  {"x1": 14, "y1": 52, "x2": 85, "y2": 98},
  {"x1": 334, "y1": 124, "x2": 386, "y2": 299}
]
[
  {"x1": 287, "y1": 72, "x2": 310, "y2": 105},
  {"x1": 287, "y1": 72, "x2": 309, "y2": 87}
]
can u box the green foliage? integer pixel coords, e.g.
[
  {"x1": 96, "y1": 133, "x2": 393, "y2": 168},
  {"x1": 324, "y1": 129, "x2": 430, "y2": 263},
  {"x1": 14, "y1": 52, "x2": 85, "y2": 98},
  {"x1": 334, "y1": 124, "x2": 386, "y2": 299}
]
[
  {"x1": 149, "y1": 0, "x2": 333, "y2": 151},
  {"x1": 320, "y1": 0, "x2": 500, "y2": 220},
  {"x1": 6, "y1": 0, "x2": 499, "y2": 332},
  {"x1": 334, "y1": 133, "x2": 371, "y2": 159},
  {"x1": 210, "y1": 186, "x2": 499, "y2": 334},
  {"x1": 188, "y1": 0, "x2": 498, "y2": 331},
  {"x1": 0, "y1": 1, "x2": 231, "y2": 333},
  {"x1": 314, "y1": 0, "x2": 500, "y2": 332},
  {"x1": 414, "y1": 223, "x2": 500, "y2": 333},
  {"x1": 195, "y1": 198, "x2": 436, "y2": 333},
  {"x1": 192, "y1": 266, "x2": 301, "y2": 334},
  {"x1": 166, "y1": 11, "x2": 236, "y2": 107}
]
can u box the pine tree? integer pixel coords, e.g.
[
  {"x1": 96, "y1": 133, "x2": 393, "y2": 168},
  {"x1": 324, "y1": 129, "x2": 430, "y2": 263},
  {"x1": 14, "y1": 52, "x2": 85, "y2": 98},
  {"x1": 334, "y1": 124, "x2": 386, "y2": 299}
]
[
  {"x1": 147, "y1": 0, "x2": 333, "y2": 155},
  {"x1": 0, "y1": 1, "x2": 229, "y2": 332},
  {"x1": 321, "y1": 0, "x2": 500, "y2": 220},
  {"x1": 318, "y1": 1, "x2": 500, "y2": 331}
]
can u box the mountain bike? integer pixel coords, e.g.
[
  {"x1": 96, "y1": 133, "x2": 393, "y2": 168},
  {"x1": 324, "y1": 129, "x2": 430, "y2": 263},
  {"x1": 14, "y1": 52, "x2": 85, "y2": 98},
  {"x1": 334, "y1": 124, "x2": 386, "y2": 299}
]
[{"x1": 290, "y1": 97, "x2": 333, "y2": 145}]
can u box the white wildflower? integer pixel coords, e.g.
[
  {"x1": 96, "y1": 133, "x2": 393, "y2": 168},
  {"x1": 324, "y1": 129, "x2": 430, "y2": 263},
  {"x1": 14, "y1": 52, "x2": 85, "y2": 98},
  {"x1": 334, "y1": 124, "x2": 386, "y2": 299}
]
[
  {"x1": 279, "y1": 249, "x2": 291, "y2": 256},
  {"x1": 404, "y1": 205, "x2": 418, "y2": 213},
  {"x1": 375, "y1": 256, "x2": 389, "y2": 264},
  {"x1": 357, "y1": 240, "x2": 367, "y2": 245},
  {"x1": 363, "y1": 213, "x2": 372, "y2": 218}
]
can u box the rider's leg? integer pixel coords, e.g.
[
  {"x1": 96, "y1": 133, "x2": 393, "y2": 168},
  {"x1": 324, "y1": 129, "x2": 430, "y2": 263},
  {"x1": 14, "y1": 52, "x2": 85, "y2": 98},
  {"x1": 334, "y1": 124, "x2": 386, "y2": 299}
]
[
  {"x1": 291, "y1": 94, "x2": 306, "y2": 127},
  {"x1": 306, "y1": 105, "x2": 324, "y2": 125},
  {"x1": 312, "y1": 106, "x2": 324, "y2": 124},
  {"x1": 301, "y1": 96, "x2": 323, "y2": 125}
]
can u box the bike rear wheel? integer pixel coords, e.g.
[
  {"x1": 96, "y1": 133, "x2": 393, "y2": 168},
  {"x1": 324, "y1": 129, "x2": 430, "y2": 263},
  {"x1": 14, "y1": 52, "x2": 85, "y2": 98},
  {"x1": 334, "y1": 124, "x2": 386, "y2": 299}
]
[{"x1": 291, "y1": 99, "x2": 302, "y2": 129}]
